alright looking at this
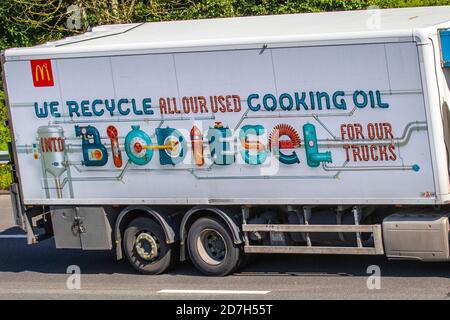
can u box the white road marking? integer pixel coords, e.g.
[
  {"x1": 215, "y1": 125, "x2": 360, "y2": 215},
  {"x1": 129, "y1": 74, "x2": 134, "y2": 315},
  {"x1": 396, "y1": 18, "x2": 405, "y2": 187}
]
[
  {"x1": 158, "y1": 289, "x2": 270, "y2": 295},
  {"x1": 0, "y1": 288, "x2": 272, "y2": 297},
  {"x1": 0, "y1": 234, "x2": 27, "y2": 239},
  {"x1": 0, "y1": 288, "x2": 161, "y2": 297}
]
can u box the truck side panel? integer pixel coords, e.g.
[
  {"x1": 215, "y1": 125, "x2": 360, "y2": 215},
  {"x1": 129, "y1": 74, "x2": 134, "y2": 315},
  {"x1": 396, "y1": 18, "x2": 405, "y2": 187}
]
[{"x1": 3, "y1": 41, "x2": 437, "y2": 205}]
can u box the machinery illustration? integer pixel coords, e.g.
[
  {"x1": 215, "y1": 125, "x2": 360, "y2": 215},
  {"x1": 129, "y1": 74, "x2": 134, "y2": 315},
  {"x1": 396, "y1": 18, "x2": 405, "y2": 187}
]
[
  {"x1": 190, "y1": 126, "x2": 205, "y2": 166},
  {"x1": 75, "y1": 125, "x2": 109, "y2": 166},
  {"x1": 124, "y1": 125, "x2": 154, "y2": 166},
  {"x1": 125, "y1": 125, "x2": 186, "y2": 166},
  {"x1": 303, "y1": 123, "x2": 332, "y2": 167},
  {"x1": 37, "y1": 125, "x2": 73, "y2": 198},
  {"x1": 207, "y1": 122, "x2": 235, "y2": 165},
  {"x1": 156, "y1": 127, "x2": 187, "y2": 165},
  {"x1": 239, "y1": 125, "x2": 267, "y2": 165},
  {"x1": 107, "y1": 125, "x2": 123, "y2": 168},
  {"x1": 269, "y1": 124, "x2": 301, "y2": 165},
  {"x1": 25, "y1": 117, "x2": 423, "y2": 200}
]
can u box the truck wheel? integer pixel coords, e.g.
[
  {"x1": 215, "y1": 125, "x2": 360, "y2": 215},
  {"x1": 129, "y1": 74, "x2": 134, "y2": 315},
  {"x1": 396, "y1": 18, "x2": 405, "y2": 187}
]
[
  {"x1": 187, "y1": 217, "x2": 241, "y2": 276},
  {"x1": 123, "y1": 217, "x2": 175, "y2": 275}
]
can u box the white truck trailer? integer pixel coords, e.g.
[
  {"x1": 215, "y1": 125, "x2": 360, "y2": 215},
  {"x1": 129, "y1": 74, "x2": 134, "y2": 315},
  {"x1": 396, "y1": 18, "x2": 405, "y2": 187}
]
[{"x1": 2, "y1": 6, "x2": 450, "y2": 276}]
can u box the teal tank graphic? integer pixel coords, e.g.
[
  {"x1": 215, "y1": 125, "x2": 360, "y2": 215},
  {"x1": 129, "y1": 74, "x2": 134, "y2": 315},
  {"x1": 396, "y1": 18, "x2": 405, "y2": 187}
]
[
  {"x1": 75, "y1": 125, "x2": 108, "y2": 167},
  {"x1": 124, "y1": 125, "x2": 153, "y2": 166},
  {"x1": 239, "y1": 125, "x2": 267, "y2": 165},
  {"x1": 303, "y1": 123, "x2": 332, "y2": 167},
  {"x1": 207, "y1": 122, "x2": 235, "y2": 165},
  {"x1": 156, "y1": 127, "x2": 187, "y2": 165}
]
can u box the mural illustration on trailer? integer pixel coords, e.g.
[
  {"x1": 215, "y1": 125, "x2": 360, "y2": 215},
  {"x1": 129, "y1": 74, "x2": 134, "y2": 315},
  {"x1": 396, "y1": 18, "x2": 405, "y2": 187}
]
[{"x1": 29, "y1": 88, "x2": 423, "y2": 199}]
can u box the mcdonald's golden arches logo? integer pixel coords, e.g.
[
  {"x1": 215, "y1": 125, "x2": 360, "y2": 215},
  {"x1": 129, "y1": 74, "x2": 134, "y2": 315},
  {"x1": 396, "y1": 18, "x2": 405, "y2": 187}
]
[{"x1": 30, "y1": 59, "x2": 54, "y2": 87}]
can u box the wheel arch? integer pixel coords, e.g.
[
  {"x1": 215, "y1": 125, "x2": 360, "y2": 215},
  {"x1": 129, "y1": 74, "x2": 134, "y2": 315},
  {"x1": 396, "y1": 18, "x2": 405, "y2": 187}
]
[
  {"x1": 115, "y1": 205, "x2": 177, "y2": 260},
  {"x1": 179, "y1": 206, "x2": 243, "y2": 261}
]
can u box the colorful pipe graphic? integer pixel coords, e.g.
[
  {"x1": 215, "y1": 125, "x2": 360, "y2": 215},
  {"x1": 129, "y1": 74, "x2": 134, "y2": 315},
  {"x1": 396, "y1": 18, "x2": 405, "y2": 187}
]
[
  {"x1": 156, "y1": 127, "x2": 187, "y2": 165},
  {"x1": 303, "y1": 123, "x2": 332, "y2": 167},
  {"x1": 107, "y1": 125, "x2": 123, "y2": 168},
  {"x1": 239, "y1": 125, "x2": 267, "y2": 165},
  {"x1": 269, "y1": 123, "x2": 301, "y2": 165},
  {"x1": 207, "y1": 122, "x2": 235, "y2": 165},
  {"x1": 75, "y1": 125, "x2": 108, "y2": 167},
  {"x1": 124, "y1": 125, "x2": 153, "y2": 166},
  {"x1": 190, "y1": 125, "x2": 205, "y2": 166}
]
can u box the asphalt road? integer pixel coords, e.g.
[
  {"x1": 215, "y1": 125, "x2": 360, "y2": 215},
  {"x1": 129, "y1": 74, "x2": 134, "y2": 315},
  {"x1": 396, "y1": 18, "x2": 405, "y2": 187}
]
[{"x1": 0, "y1": 194, "x2": 449, "y2": 300}]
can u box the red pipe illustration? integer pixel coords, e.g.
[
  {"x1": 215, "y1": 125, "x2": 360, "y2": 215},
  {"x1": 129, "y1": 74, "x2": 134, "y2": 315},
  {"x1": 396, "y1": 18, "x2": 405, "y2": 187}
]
[
  {"x1": 190, "y1": 125, "x2": 204, "y2": 166},
  {"x1": 269, "y1": 123, "x2": 301, "y2": 150},
  {"x1": 107, "y1": 125, "x2": 123, "y2": 168}
]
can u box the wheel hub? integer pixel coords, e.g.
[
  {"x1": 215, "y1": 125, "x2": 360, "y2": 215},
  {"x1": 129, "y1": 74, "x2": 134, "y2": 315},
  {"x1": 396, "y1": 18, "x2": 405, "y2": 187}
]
[
  {"x1": 197, "y1": 229, "x2": 227, "y2": 265},
  {"x1": 135, "y1": 232, "x2": 159, "y2": 261}
]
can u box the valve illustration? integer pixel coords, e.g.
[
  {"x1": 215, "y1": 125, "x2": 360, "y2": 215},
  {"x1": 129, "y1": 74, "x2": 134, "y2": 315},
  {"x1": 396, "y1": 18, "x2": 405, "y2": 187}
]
[
  {"x1": 190, "y1": 125, "x2": 205, "y2": 166},
  {"x1": 302, "y1": 123, "x2": 332, "y2": 167},
  {"x1": 75, "y1": 125, "x2": 108, "y2": 167},
  {"x1": 124, "y1": 125, "x2": 154, "y2": 166},
  {"x1": 156, "y1": 127, "x2": 187, "y2": 165},
  {"x1": 107, "y1": 125, "x2": 123, "y2": 168},
  {"x1": 239, "y1": 125, "x2": 267, "y2": 165}
]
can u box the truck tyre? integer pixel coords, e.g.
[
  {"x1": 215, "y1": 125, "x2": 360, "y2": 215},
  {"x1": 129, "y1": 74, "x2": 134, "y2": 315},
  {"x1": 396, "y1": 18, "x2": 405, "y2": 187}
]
[
  {"x1": 187, "y1": 217, "x2": 241, "y2": 276},
  {"x1": 123, "y1": 217, "x2": 175, "y2": 275}
]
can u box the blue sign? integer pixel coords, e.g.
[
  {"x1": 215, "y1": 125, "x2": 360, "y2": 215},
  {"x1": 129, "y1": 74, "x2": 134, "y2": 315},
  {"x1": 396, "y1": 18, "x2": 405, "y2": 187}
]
[{"x1": 440, "y1": 29, "x2": 450, "y2": 68}]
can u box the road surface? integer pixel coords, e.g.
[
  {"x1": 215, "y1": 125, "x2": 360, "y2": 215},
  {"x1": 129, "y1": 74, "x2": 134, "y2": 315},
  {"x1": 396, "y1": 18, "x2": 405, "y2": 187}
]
[{"x1": 0, "y1": 194, "x2": 449, "y2": 300}]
